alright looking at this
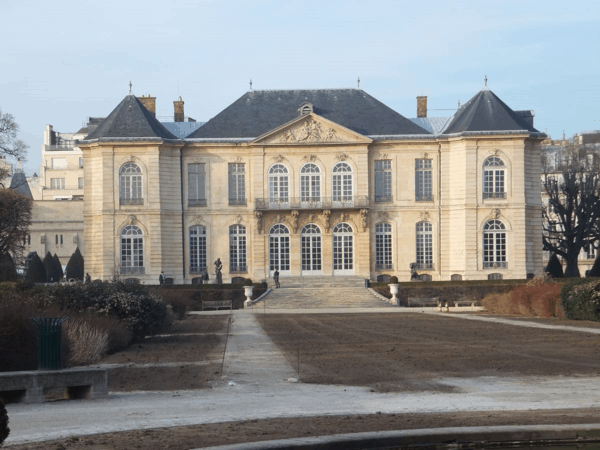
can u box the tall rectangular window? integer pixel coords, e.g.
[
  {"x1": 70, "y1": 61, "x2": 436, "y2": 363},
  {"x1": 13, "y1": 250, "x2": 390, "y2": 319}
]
[
  {"x1": 78, "y1": 177, "x2": 84, "y2": 189},
  {"x1": 51, "y1": 178, "x2": 65, "y2": 189},
  {"x1": 375, "y1": 223, "x2": 393, "y2": 270},
  {"x1": 375, "y1": 160, "x2": 392, "y2": 202},
  {"x1": 188, "y1": 163, "x2": 206, "y2": 207},
  {"x1": 416, "y1": 222, "x2": 433, "y2": 269},
  {"x1": 228, "y1": 163, "x2": 246, "y2": 205},
  {"x1": 79, "y1": 157, "x2": 84, "y2": 168},
  {"x1": 229, "y1": 225, "x2": 247, "y2": 272},
  {"x1": 190, "y1": 226, "x2": 207, "y2": 273},
  {"x1": 415, "y1": 159, "x2": 433, "y2": 201}
]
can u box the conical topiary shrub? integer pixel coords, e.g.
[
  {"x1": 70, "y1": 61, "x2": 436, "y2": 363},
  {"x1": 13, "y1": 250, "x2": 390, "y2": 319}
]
[
  {"x1": 587, "y1": 254, "x2": 600, "y2": 277},
  {"x1": 53, "y1": 253, "x2": 64, "y2": 280},
  {"x1": 0, "y1": 397, "x2": 9, "y2": 447},
  {"x1": 0, "y1": 253, "x2": 17, "y2": 282},
  {"x1": 26, "y1": 252, "x2": 46, "y2": 283},
  {"x1": 43, "y1": 252, "x2": 60, "y2": 283},
  {"x1": 545, "y1": 253, "x2": 564, "y2": 278},
  {"x1": 66, "y1": 247, "x2": 84, "y2": 281}
]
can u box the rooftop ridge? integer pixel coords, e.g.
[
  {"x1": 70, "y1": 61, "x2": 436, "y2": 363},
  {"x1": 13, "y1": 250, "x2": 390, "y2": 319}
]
[{"x1": 248, "y1": 88, "x2": 363, "y2": 92}]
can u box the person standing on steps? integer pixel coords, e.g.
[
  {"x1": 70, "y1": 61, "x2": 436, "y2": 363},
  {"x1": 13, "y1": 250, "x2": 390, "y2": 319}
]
[
  {"x1": 159, "y1": 271, "x2": 165, "y2": 285},
  {"x1": 274, "y1": 269, "x2": 280, "y2": 288}
]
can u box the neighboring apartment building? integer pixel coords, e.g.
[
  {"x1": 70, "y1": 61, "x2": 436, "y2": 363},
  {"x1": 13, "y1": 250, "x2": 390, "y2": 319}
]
[{"x1": 77, "y1": 86, "x2": 544, "y2": 284}]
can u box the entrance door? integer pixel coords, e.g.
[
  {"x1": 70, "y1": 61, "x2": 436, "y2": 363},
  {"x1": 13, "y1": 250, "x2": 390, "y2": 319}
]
[
  {"x1": 269, "y1": 224, "x2": 291, "y2": 276},
  {"x1": 301, "y1": 224, "x2": 322, "y2": 275},
  {"x1": 332, "y1": 222, "x2": 354, "y2": 275}
]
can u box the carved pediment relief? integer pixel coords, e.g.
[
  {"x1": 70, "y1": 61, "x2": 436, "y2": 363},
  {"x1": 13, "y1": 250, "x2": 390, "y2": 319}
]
[{"x1": 251, "y1": 113, "x2": 372, "y2": 146}]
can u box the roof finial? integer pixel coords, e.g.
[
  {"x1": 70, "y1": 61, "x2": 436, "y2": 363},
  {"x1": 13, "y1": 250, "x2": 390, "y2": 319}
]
[
  {"x1": 458, "y1": 100, "x2": 461, "y2": 108},
  {"x1": 129, "y1": 81, "x2": 132, "y2": 95},
  {"x1": 484, "y1": 75, "x2": 488, "y2": 87},
  {"x1": 357, "y1": 76, "x2": 360, "y2": 88},
  {"x1": 249, "y1": 79, "x2": 252, "y2": 91}
]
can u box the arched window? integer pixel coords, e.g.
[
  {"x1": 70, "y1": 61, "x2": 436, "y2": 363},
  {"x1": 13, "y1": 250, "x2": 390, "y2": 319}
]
[
  {"x1": 268, "y1": 164, "x2": 289, "y2": 205},
  {"x1": 229, "y1": 225, "x2": 247, "y2": 273},
  {"x1": 189, "y1": 225, "x2": 207, "y2": 274},
  {"x1": 483, "y1": 220, "x2": 507, "y2": 269},
  {"x1": 269, "y1": 224, "x2": 290, "y2": 275},
  {"x1": 121, "y1": 225, "x2": 144, "y2": 274},
  {"x1": 483, "y1": 156, "x2": 506, "y2": 199},
  {"x1": 300, "y1": 163, "x2": 321, "y2": 204},
  {"x1": 301, "y1": 224, "x2": 322, "y2": 274},
  {"x1": 416, "y1": 222, "x2": 433, "y2": 270},
  {"x1": 333, "y1": 222, "x2": 353, "y2": 275},
  {"x1": 332, "y1": 162, "x2": 353, "y2": 205},
  {"x1": 375, "y1": 223, "x2": 393, "y2": 270},
  {"x1": 119, "y1": 163, "x2": 143, "y2": 205}
]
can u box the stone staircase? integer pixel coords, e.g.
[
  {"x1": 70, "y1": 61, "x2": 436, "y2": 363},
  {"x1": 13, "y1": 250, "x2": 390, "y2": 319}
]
[{"x1": 255, "y1": 276, "x2": 393, "y2": 309}]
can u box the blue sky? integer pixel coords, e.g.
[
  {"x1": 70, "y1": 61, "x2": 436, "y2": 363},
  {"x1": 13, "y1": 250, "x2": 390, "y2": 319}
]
[{"x1": 2, "y1": 0, "x2": 599, "y2": 174}]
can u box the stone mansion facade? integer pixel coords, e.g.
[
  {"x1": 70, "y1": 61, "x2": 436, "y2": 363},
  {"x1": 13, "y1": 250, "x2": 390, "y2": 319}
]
[{"x1": 76, "y1": 87, "x2": 544, "y2": 283}]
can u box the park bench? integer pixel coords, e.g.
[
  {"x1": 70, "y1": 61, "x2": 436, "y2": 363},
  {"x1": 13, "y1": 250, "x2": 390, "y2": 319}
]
[
  {"x1": 201, "y1": 300, "x2": 233, "y2": 311},
  {"x1": 0, "y1": 368, "x2": 108, "y2": 404},
  {"x1": 406, "y1": 297, "x2": 440, "y2": 307}
]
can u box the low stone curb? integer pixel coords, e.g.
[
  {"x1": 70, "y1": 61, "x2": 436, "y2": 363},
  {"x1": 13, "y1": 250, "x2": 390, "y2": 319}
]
[{"x1": 197, "y1": 423, "x2": 600, "y2": 450}]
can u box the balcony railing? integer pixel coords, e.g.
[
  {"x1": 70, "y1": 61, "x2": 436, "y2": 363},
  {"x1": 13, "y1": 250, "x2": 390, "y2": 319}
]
[
  {"x1": 483, "y1": 192, "x2": 507, "y2": 200},
  {"x1": 229, "y1": 198, "x2": 247, "y2": 206},
  {"x1": 375, "y1": 195, "x2": 393, "y2": 203},
  {"x1": 415, "y1": 193, "x2": 434, "y2": 202},
  {"x1": 483, "y1": 261, "x2": 508, "y2": 269},
  {"x1": 416, "y1": 263, "x2": 434, "y2": 270},
  {"x1": 255, "y1": 196, "x2": 369, "y2": 211},
  {"x1": 188, "y1": 199, "x2": 207, "y2": 207},
  {"x1": 230, "y1": 265, "x2": 247, "y2": 273},
  {"x1": 120, "y1": 197, "x2": 144, "y2": 206},
  {"x1": 120, "y1": 266, "x2": 145, "y2": 275},
  {"x1": 376, "y1": 263, "x2": 394, "y2": 271}
]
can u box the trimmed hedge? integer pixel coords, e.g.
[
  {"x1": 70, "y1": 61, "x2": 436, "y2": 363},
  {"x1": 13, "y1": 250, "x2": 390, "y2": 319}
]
[
  {"x1": 546, "y1": 253, "x2": 564, "y2": 278},
  {"x1": 0, "y1": 253, "x2": 17, "y2": 282},
  {"x1": 26, "y1": 253, "x2": 46, "y2": 283},
  {"x1": 560, "y1": 279, "x2": 600, "y2": 321},
  {"x1": 66, "y1": 247, "x2": 84, "y2": 281},
  {"x1": 53, "y1": 253, "x2": 64, "y2": 280}
]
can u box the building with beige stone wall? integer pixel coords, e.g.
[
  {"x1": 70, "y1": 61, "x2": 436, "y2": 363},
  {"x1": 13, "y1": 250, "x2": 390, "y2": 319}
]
[{"x1": 77, "y1": 86, "x2": 545, "y2": 284}]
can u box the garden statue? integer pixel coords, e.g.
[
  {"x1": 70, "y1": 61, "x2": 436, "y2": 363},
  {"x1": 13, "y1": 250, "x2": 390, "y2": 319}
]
[{"x1": 214, "y1": 258, "x2": 223, "y2": 284}]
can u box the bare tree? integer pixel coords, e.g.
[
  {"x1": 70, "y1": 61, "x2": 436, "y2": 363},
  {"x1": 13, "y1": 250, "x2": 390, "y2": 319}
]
[
  {"x1": 0, "y1": 189, "x2": 32, "y2": 264},
  {"x1": 542, "y1": 145, "x2": 600, "y2": 277},
  {"x1": 0, "y1": 108, "x2": 29, "y2": 185}
]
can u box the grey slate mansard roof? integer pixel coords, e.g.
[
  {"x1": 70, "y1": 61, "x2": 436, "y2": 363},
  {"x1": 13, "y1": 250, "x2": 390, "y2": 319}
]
[
  {"x1": 85, "y1": 95, "x2": 179, "y2": 140},
  {"x1": 443, "y1": 88, "x2": 539, "y2": 134},
  {"x1": 9, "y1": 172, "x2": 33, "y2": 199},
  {"x1": 187, "y1": 89, "x2": 431, "y2": 139}
]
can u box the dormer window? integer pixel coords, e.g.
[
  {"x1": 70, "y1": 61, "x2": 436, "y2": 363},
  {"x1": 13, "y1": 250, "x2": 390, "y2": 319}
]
[{"x1": 299, "y1": 102, "x2": 313, "y2": 116}]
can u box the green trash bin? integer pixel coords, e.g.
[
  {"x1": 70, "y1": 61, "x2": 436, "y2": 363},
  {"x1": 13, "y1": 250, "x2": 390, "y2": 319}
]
[{"x1": 30, "y1": 317, "x2": 69, "y2": 370}]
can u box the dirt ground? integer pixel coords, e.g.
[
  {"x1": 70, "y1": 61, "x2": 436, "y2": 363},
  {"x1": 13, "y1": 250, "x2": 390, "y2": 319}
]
[
  {"x1": 8, "y1": 311, "x2": 600, "y2": 449},
  {"x1": 100, "y1": 314, "x2": 228, "y2": 392},
  {"x1": 257, "y1": 313, "x2": 600, "y2": 391}
]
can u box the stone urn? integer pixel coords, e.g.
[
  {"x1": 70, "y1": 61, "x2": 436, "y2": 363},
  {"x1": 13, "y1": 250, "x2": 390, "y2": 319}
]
[
  {"x1": 244, "y1": 285, "x2": 254, "y2": 306},
  {"x1": 388, "y1": 283, "x2": 399, "y2": 305}
]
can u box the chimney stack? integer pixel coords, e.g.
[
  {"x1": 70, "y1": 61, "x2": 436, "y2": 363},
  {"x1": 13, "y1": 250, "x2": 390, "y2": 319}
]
[
  {"x1": 137, "y1": 94, "x2": 156, "y2": 117},
  {"x1": 174, "y1": 96, "x2": 184, "y2": 122},
  {"x1": 417, "y1": 96, "x2": 427, "y2": 118}
]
